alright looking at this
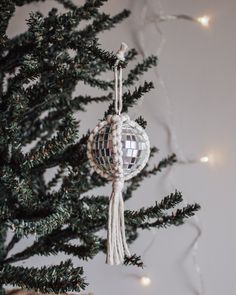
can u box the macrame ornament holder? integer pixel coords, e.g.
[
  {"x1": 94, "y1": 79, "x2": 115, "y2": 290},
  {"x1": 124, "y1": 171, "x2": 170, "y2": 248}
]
[{"x1": 87, "y1": 43, "x2": 150, "y2": 265}]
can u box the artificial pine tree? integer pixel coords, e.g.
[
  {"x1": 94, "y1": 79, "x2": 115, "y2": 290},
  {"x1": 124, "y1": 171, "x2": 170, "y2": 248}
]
[{"x1": 0, "y1": 0, "x2": 200, "y2": 294}]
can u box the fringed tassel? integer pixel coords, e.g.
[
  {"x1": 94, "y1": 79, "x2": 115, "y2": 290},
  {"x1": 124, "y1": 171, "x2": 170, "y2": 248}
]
[{"x1": 106, "y1": 177, "x2": 130, "y2": 265}]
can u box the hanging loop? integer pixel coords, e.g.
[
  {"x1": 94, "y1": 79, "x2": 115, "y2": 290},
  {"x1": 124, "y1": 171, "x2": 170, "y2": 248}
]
[{"x1": 114, "y1": 42, "x2": 128, "y2": 115}]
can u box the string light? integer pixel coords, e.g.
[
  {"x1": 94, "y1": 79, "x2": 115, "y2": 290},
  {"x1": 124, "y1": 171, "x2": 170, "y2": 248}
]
[
  {"x1": 197, "y1": 15, "x2": 210, "y2": 27},
  {"x1": 155, "y1": 13, "x2": 211, "y2": 29},
  {"x1": 201, "y1": 152, "x2": 223, "y2": 166},
  {"x1": 130, "y1": 1, "x2": 208, "y2": 293},
  {"x1": 140, "y1": 276, "x2": 151, "y2": 287},
  {"x1": 200, "y1": 156, "x2": 209, "y2": 163}
]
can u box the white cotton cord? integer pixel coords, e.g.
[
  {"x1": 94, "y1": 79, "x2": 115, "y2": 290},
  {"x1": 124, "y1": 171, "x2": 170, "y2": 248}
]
[
  {"x1": 118, "y1": 67, "x2": 123, "y2": 115},
  {"x1": 116, "y1": 42, "x2": 128, "y2": 62},
  {"x1": 114, "y1": 66, "x2": 123, "y2": 115},
  {"x1": 107, "y1": 181, "x2": 122, "y2": 265},
  {"x1": 114, "y1": 42, "x2": 128, "y2": 115},
  {"x1": 106, "y1": 115, "x2": 130, "y2": 265},
  {"x1": 114, "y1": 66, "x2": 122, "y2": 115},
  {"x1": 114, "y1": 66, "x2": 119, "y2": 114},
  {"x1": 119, "y1": 194, "x2": 131, "y2": 257}
]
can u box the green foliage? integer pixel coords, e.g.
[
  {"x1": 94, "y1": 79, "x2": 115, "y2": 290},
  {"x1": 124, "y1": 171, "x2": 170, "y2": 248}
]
[
  {"x1": 0, "y1": 260, "x2": 86, "y2": 293},
  {"x1": 104, "y1": 81, "x2": 154, "y2": 116},
  {"x1": 0, "y1": 0, "x2": 200, "y2": 293},
  {"x1": 124, "y1": 254, "x2": 144, "y2": 268},
  {"x1": 124, "y1": 55, "x2": 158, "y2": 87}
]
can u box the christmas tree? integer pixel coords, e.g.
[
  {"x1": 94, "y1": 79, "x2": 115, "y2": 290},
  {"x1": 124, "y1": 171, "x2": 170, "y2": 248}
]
[{"x1": 0, "y1": 0, "x2": 200, "y2": 294}]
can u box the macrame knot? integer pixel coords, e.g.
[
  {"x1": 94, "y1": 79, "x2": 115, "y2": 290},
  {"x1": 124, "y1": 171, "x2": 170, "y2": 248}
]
[
  {"x1": 116, "y1": 42, "x2": 128, "y2": 62},
  {"x1": 112, "y1": 176, "x2": 124, "y2": 191}
]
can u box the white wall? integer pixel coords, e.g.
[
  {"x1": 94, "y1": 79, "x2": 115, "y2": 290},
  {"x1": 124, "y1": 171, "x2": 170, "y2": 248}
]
[{"x1": 7, "y1": 0, "x2": 236, "y2": 294}]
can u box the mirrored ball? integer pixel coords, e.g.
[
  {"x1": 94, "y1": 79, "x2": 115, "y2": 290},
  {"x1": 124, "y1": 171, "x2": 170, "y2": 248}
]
[{"x1": 91, "y1": 121, "x2": 149, "y2": 177}]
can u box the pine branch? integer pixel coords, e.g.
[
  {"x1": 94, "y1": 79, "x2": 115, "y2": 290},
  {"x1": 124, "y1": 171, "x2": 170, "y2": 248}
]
[
  {"x1": 122, "y1": 81, "x2": 154, "y2": 111},
  {"x1": 105, "y1": 81, "x2": 154, "y2": 116},
  {"x1": 124, "y1": 55, "x2": 158, "y2": 87},
  {"x1": 123, "y1": 153, "x2": 176, "y2": 201},
  {"x1": 139, "y1": 203, "x2": 201, "y2": 229},
  {"x1": 1, "y1": 1, "x2": 108, "y2": 73},
  {"x1": 7, "y1": 91, "x2": 30, "y2": 122},
  {"x1": 6, "y1": 203, "x2": 71, "y2": 236},
  {"x1": 0, "y1": 30, "x2": 37, "y2": 75},
  {"x1": 79, "y1": 73, "x2": 112, "y2": 90},
  {"x1": 0, "y1": 205, "x2": 11, "y2": 221},
  {"x1": 131, "y1": 153, "x2": 177, "y2": 180},
  {"x1": 81, "y1": 47, "x2": 137, "y2": 78},
  {"x1": 0, "y1": 1, "x2": 15, "y2": 50},
  {"x1": 85, "y1": 46, "x2": 138, "y2": 78},
  {"x1": 56, "y1": 163, "x2": 108, "y2": 198},
  {"x1": 124, "y1": 254, "x2": 144, "y2": 268},
  {"x1": 125, "y1": 191, "x2": 183, "y2": 226},
  {"x1": 21, "y1": 92, "x2": 112, "y2": 131},
  {"x1": 88, "y1": 44, "x2": 122, "y2": 69},
  {"x1": 4, "y1": 238, "x2": 100, "y2": 265},
  {"x1": 21, "y1": 109, "x2": 70, "y2": 146},
  {"x1": 22, "y1": 115, "x2": 77, "y2": 170},
  {"x1": 26, "y1": 1, "x2": 108, "y2": 42},
  {"x1": 0, "y1": 260, "x2": 87, "y2": 293},
  {"x1": 13, "y1": 0, "x2": 47, "y2": 6},
  {"x1": 87, "y1": 44, "x2": 138, "y2": 69},
  {"x1": 1, "y1": 91, "x2": 30, "y2": 145},
  {"x1": 3, "y1": 228, "x2": 102, "y2": 265},
  {"x1": 54, "y1": 133, "x2": 89, "y2": 169},
  {"x1": 2, "y1": 193, "x2": 199, "y2": 265},
  {"x1": 2, "y1": 228, "x2": 77, "y2": 264},
  {"x1": 0, "y1": 225, "x2": 7, "y2": 262},
  {"x1": 52, "y1": 242, "x2": 100, "y2": 260},
  {"x1": 80, "y1": 10, "x2": 130, "y2": 39},
  {"x1": 5, "y1": 234, "x2": 21, "y2": 254},
  {"x1": 20, "y1": 92, "x2": 71, "y2": 125},
  {"x1": 55, "y1": 0, "x2": 81, "y2": 10},
  {"x1": 0, "y1": 166, "x2": 47, "y2": 210},
  {"x1": 156, "y1": 154, "x2": 177, "y2": 170},
  {"x1": 55, "y1": 0, "x2": 107, "y2": 13},
  {"x1": 73, "y1": 93, "x2": 113, "y2": 111},
  {"x1": 125, "y1": 48, "x2": 138, "y2": 62},
  {"x1": 81, "y1": 195, "x2": 108, "y2": 206},
  {"x1": 135, "y1": 116, "x2": 147, "y2": 129},
  {"x1": 46, "y1": 165, "x2": 65, "y2": 192}
]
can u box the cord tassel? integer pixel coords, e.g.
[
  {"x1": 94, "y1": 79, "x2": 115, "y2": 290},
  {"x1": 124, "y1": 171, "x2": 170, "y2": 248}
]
[{"x1": 106, "y1": 177, "x2": 130, "y2": 265}]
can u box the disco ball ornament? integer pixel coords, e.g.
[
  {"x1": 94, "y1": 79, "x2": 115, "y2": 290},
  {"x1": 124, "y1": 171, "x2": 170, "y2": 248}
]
[
  {"x1": 86, "y1": 43, "x2": 151, "y2": 266},
  {"x1": 87, "y1": 114, "x2": 150, "y2": 181}
]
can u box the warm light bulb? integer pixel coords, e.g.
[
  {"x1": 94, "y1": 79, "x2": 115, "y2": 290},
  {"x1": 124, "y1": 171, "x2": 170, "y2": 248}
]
[
  {"x1": 140, "y1": 276, "x2": 151, "y2": 287},
  {"x1": 197, "y1": 15, "x2": 210, "y2": 27},
  {"x1": 200, "y1": 156, "x2": 209, "y2": 163}
]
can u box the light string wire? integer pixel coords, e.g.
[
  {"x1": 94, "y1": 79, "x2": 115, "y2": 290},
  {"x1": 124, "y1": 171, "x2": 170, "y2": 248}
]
[{"x1": 131, "y1": 1, "x2": 206, "y2": 293}]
